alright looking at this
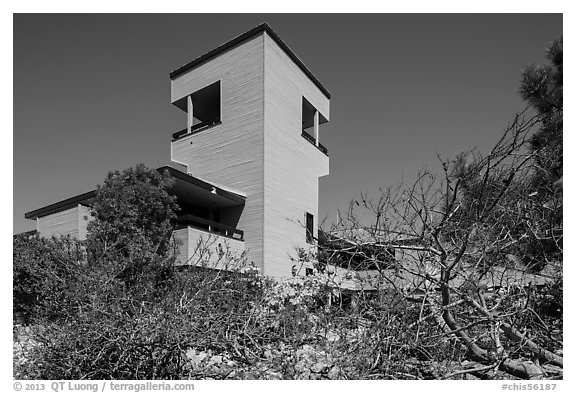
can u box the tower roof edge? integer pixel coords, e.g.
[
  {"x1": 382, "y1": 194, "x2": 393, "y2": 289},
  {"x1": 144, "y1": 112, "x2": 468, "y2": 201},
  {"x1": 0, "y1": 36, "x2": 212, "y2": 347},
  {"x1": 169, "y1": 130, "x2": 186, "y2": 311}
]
[{"x1": 169, "y1": 23, "x2": 331, "y2": 100}]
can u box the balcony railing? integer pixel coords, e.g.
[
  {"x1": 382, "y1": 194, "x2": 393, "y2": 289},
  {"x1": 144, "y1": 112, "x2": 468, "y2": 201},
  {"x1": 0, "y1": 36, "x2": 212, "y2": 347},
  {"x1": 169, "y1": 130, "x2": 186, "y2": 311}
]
[
  {"x1": 301, "y1": 131, "x2": 329, "y2": 156},
  {"x1": 172, "y1": 120, "x2": 222, "y2": 141},
  {"x1": 176, "y1": 214, "x2": 244, "y2": 241}
]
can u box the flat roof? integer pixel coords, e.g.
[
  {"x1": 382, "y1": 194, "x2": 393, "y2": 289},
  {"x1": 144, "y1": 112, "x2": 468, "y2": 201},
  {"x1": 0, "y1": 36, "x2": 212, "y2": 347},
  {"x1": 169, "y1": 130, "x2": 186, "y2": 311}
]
[
  {"x1": 25, "y1": 166, "x2": 245, "y2": 220},
  {"x1": 24, "y1": 190, "x2": 96, "y2": 220},
  {"x1": 169, "y1": 23, "x2": 331, "y2": 100}
]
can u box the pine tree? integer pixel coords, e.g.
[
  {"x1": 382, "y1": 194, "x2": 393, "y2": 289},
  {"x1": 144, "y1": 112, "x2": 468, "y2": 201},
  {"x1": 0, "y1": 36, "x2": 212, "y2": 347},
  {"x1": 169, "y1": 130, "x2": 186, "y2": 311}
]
[{"x1": 520, "y1": 37, "x2": 563, "y2": 194}]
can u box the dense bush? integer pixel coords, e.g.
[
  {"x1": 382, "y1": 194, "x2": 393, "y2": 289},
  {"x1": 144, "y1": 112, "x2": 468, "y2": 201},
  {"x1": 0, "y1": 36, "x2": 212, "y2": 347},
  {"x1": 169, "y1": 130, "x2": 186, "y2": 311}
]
[
  {"x1": 13, "y1": 233, "x2": 84, "y2": 321},
  {"x1": 14, "y1": 223, "x2": 453, "y2": 379},
  {"x1": 15, "y1": 257, "x2": 270, "y2": 379},
  {"x1": 13, "y1": 228, "x2": 559, "y2": 379}
]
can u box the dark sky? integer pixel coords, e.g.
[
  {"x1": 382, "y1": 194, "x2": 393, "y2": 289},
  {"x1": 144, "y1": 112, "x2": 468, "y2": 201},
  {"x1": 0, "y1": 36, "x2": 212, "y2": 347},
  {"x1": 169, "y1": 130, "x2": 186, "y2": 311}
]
[{"x1": 13, "y1": 14, "x2": 562, "y2": 234}]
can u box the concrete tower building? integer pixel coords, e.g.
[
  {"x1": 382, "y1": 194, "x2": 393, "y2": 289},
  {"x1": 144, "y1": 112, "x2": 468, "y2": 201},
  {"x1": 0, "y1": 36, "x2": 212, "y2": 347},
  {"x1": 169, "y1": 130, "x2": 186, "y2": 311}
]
[
  {"x1": 25, "y1": 24, "x2": 331, "y2": 279},
  {"x1": 169, "y1": 24, "x2": 330, "y2": 277}
]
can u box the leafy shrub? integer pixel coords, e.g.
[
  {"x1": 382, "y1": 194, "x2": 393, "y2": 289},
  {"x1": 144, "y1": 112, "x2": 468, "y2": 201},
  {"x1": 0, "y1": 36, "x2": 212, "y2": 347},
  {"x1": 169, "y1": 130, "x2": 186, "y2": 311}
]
[{"x1": 13, "y1": 234, "x2": 84, "y2": 321}]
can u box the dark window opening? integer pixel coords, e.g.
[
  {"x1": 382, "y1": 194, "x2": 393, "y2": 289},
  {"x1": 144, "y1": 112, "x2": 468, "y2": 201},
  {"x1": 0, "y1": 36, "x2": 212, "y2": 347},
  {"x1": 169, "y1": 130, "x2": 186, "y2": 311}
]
[
  {"x1": 190, "y1": 81, "x2": 221, "y2": 129},
  {"x1": 302, "y1": 97, "x2": 317, "y2": 140},
  {"x1": 305, "y1": 267, "x2": 314, "y2": 276},
  {"x1": 301, "y1": 97, "x2": 329, "y2": 155},
  {"x1": 172, "y1": 81, "x2": 222, "y2": 140},
  {"x1": 306, "y1": 212, "x2": 314, "y2": 244}
]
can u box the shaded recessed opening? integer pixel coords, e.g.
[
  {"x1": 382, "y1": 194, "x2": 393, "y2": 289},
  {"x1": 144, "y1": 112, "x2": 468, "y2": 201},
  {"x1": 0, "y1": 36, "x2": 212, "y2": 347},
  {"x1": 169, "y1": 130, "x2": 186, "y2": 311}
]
[
  {"x1": 302, "y1": 96, "x2": 327, "y2": 138},
  {"x1": 306, "y1": 212, "x2": 314, "y2": 244},
  {"x1": 174, "y1": 80, "x2": 221, "y2": 126}
]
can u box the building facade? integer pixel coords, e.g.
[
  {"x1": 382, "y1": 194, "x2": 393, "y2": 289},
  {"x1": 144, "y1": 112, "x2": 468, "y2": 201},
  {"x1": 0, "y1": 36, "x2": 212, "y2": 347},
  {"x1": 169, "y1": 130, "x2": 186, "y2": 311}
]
[{"x1": 24, "y1": 24, "x2": 330, "y2": 280}]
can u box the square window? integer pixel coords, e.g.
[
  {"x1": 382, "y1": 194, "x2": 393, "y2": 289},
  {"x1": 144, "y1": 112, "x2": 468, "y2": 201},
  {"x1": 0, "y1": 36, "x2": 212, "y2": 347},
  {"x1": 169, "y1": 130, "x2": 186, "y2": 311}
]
[{"x1": 172, "y1": 80, "x2": 221, "y2": 139}]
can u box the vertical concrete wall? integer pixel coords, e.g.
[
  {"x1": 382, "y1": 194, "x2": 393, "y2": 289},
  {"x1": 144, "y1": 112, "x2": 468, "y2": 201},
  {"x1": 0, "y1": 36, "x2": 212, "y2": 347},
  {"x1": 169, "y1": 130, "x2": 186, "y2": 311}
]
[
  {"x1": 171, "y1": 35, "x2": 265, "y2": 270},
  {"x1": 77, "y1": 205, "x2": 92, "y2": 240},
  {"x1": 173, "y1": 226, "x2": 245, "y2": 269},
  {"x1": 263, "y1": 33, "x2": 329, "y2": 278},
  {"x1": 37, "y1": 204, "x2": 92, "y2": 240}
]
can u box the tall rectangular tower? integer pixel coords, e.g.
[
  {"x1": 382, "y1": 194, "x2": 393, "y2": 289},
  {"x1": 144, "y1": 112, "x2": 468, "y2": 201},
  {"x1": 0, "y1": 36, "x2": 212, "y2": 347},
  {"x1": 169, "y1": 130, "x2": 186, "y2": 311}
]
[{"x1": 170, "y1": 24, "x2": 330, "y2": 278}]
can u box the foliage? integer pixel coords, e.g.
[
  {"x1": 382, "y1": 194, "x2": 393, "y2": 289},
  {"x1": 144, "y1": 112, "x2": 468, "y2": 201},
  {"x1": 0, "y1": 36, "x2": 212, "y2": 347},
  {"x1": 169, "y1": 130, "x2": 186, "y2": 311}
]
[
  {"x1": 16, "y1": 259, "x2": 268, "y2": 379},
  {"x1": 519, "y1": 37, "x2": 563, "y2": 268},
  {"x1": 13, "y1": 233, "x2": 84, "y2": 320},
  {"x1": 520, "y1": 37, "x2": 562, "y2": 193},
  {"x1": 86, "y1": 164, "x2": 179, "y2": 261}
]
